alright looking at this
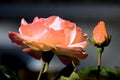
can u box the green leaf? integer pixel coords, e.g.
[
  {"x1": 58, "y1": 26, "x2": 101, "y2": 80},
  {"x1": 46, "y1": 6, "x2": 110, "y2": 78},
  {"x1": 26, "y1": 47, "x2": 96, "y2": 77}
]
[
  {"x1": 77, "y1": 66, "x2": 119, "y2": 80},
  {"x1": 59, "y1": 72, "x2": 80, "y2": 80},
  {"x1": 59, "y1": 76, "x2": 69, "y2": 80}
]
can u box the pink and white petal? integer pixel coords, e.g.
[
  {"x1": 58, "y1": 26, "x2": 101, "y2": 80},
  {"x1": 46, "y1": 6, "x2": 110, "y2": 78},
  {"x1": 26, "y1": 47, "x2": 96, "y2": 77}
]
[
  {"x1": 21, "y1": 18, "x2": 28, "y2": 25},
  {"x1": 58, "y1": 56, "x2": 79, "y2": 65},
  {"x1": 54, "y1": 46, "x2": 88, "y2": 60},
  {"x1": 8, "y1": 32, "x2": 30, "y2": 46},
  {"x1": 47, "y1": 16, "x2": 64, "y2": 30},
  {"x1": 23, "y1": 48, "x2": 42, "y2": 60},
  {"x1": 68, "y1": 41, "x2": 87, "y2": 48},
  {"x1": 45, "y1": 16, "x2": 57, "y2": 27}
]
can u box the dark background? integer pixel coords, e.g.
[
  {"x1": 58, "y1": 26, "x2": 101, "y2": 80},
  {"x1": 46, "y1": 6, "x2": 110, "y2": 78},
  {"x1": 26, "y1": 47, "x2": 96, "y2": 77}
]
[
  {"x1": 0, "y1": 0, "x2": 120, "y2": 80},
  {"x1": 1, "y1": 0, "x2": 120, "y2": 4}
]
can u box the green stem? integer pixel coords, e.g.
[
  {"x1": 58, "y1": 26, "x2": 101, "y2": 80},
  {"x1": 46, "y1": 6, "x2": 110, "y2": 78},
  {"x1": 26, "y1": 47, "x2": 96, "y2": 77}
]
[
  {"x1": 97, "y1": 52, "x2": 102, "y2": 67},
  {"x1": 96, "y1": 47, "x2": 104, "y2": 80},
  {"x1": 37, "y1": 51, "x2": 54, "y2": 80},
  {"x1": 37, "y1": 60, "x2": 48, "y2": 80},
  {"x1": 97, "y1": 53, "x2": 102, "y2": 80},
  {"x1": 72, "y1": 61, "x2": 76, "y2": 71}
]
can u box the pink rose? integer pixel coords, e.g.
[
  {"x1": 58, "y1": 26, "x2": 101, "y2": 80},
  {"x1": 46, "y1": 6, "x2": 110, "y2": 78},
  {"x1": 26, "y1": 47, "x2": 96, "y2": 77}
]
[{"x1": 9, "y1": 16, "x2": 88, "y2": 65}]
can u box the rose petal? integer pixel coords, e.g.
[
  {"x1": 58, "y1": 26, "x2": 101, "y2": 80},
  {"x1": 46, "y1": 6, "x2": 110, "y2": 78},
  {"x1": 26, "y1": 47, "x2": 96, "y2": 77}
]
[
  {"x1": 35, "y1": 29, "x2": 66, "y2": 46},
  {"x1": 19, "y1": 18, "x2": 46, "y2": 37},
  {"x1": 48, "y1": 16, "x2": 64, "y2": 30},
  {"x1": 24, "y1": 41, "x2": 52, "y2": 51},
  {"x1": 8, "y1": 32, "x2": 52, "y2": 51},
  {"x1": 45, "y1": 16, "x2": 57, "y2": 27},
  {"x1": 63, "y1": 22, "x2": 77, "y2": 46},
  {"x1": 45, "y1": 16, "x2": 64, "y2": 30},
  {"x1": 73, "y1": 27, "x2": 88, "y2": 43},
  {"x1": 23, "y1": 48, "x2": 42, "y2": 60},
  {"x1": 54, "y1": 46, "x2": 88, "y2": 59},
  {"x1": 8, "y1": 32, "x2": 28, "y2": 46},
  {"x1": 68, "y1": 41, "x2": 87, "y2": 48},
  {"x1": 21, "y1": 18, "x2": 28, "y2": 25},
  {"x1": 33, "y1": 16, "x2": 40, "y2": 22},
  {"x1": 58, "y1": 56, "x2": 79, "y2": 65},
  {"x1": 8, "y1": 32, "x2": 44, "y2": 51}
]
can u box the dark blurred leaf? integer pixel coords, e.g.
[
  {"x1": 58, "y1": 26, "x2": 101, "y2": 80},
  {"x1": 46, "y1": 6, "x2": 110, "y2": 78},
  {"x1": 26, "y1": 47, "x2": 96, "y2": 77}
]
[
  {"x1": 115, "y1": 66, "x2": 120, "y2": 79},
  {"x1": 0, "y1": 65, "x2": 19, "y2": 80},
  {"x1": 77, "y1": 66, "x2": 119, "y2": 80}
]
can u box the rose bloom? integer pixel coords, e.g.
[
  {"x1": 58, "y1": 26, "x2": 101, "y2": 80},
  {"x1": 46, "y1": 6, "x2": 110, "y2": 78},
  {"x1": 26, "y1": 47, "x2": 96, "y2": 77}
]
[
  {"x1": 9, "y1": 16, "x2": 88, "y2": 65},
  {"x1": 92, "y1": 21, "x2": 111, "y2": 47}
]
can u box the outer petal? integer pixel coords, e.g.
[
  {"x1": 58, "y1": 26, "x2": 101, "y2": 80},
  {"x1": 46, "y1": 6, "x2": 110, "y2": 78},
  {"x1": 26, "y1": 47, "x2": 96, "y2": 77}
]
[
  {"x1": 58, "y1": 56, "x2": 79, "y2": 65},
  {"x1": 24, "y1": 41, "x2": 53, "y2": 51},
  {"x1": 8, "y1": 32, "x2": 29, "y2": 46},
  {"x1": 8, "y1": 32, "x2": 47, "y2": 51},
  {"x1": 23, "y1": 48, "x2": 42, "y2": 60},
  {"x1": 68, "y1": 41, "x2": 87, "y2": 49},
  {"x1": 73, "y1": 27, "x2": 88, "y2": 43},
  {"x1": 53, "y1": 46, "x2": 88, "y2": 59}
]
